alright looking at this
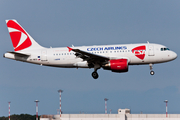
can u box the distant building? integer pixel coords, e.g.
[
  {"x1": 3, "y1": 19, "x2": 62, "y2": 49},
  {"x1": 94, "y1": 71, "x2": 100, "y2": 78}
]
[
  {"x1": 118, "y1": 108, "x2": 130, "y2": 114},
  {"x1": 40, "y1": 108, "x2": 180, "y2": 120}
]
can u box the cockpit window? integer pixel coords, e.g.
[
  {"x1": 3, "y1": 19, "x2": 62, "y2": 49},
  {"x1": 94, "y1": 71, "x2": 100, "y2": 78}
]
[{"x1": 161, "y1": 48, "x2": 170, "y2": 51}]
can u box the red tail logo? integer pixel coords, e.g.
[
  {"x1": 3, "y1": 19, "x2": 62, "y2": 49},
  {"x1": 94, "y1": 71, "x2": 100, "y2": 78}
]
[
  {"x1": 6, "y1": 20, "x2": 32, "y2": 51},
  {"x1": 132, "y1": 45, "x2": 146, "y2": 60}
]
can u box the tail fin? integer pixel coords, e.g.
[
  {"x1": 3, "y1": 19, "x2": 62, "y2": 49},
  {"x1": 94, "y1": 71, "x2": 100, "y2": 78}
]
[{"x1": 6, "y1": 20, "x2": 44, "y2": 51}]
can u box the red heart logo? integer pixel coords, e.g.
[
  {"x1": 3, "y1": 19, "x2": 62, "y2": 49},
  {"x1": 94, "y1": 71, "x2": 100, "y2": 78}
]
[
  {"x1": 7, "y1": 20, "x2": 32, "y2": 51},
  {"x1": 132, "y1": 45, "x2": 146, "y2": 60}
]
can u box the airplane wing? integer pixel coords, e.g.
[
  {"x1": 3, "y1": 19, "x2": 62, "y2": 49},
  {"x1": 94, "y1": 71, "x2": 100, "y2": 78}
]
[{"x1": 67, "y1": 47, "x2": 109, "y2": 64}]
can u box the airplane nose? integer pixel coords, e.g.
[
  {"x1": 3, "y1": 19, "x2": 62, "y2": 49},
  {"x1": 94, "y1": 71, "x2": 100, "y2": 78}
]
[{"x1": 171, "y1": 51, "x2": 177, "y2": 60}]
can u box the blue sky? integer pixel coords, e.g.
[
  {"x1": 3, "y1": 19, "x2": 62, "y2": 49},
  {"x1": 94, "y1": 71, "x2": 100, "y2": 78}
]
[{"x1": 0, "y1": 0, "x2": 180, "y2": 116}]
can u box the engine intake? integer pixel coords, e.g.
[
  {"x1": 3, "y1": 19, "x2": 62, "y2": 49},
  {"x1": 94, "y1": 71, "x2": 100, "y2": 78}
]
[{"x1": 102, "y1": 59, "x2": 128, "y2": 72}]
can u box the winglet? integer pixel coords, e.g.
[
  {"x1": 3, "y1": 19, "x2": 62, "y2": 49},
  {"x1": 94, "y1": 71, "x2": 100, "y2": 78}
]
[{"x1": 67, "y1": 46, "x2": 73, "y2": 52}]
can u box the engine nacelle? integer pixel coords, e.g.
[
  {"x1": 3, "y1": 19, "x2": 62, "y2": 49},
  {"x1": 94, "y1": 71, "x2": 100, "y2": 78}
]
[{"x1": 102, "y1": 59, "x2": 128, "y2": 72}]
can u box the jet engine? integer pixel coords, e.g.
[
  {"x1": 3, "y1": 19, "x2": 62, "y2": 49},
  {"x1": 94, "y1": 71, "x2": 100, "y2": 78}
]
[{"x1": 102, "y1": 59, "x2": 128, "y2": 72}]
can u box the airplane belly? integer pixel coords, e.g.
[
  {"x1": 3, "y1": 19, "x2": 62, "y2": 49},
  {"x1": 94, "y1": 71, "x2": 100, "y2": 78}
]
[{"x1": 47, "y1": 55, "x2": 83, "y2": 67}]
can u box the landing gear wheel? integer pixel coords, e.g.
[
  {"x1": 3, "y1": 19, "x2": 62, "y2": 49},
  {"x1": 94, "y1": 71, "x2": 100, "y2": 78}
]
[
  {"x1": 92, "y1": 72, "x2": 99, "y2": 79},
  {"x1": 150, "y1": 71, "x2": 155, "y2": 75}
]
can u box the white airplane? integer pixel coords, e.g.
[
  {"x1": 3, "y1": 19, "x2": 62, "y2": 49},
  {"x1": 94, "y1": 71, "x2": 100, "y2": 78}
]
[{"x1": 4, "y1": 20, "x2": 177, "y2": 79}]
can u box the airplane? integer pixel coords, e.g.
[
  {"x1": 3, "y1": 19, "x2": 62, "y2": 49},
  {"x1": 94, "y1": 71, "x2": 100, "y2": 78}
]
[{"x1": 4, "y1": 20, "x2": 177, "y2": 79}]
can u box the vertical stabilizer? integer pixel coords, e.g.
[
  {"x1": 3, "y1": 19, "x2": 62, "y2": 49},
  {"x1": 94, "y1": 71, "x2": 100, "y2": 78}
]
[{"x1": 6, "y1": 20, "x2": 44, "y2": 51}]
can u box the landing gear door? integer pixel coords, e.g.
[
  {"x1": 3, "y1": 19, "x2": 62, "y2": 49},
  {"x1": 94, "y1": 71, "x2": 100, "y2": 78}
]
[
  {"x1": 148, "y1": 45, "x2": 154, "y2": 56},
  {"x1": 41, "y1": 50, "x2": 47, "y2": 61}
]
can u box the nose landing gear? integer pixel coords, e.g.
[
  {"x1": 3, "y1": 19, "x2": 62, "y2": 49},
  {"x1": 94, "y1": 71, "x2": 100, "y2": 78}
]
[
  {"x1": 150, "y1": 70, "x2": 155, "y2": 75},
  {"x1": 149, "y1": 63, "x2": 155, "y2": 75}
]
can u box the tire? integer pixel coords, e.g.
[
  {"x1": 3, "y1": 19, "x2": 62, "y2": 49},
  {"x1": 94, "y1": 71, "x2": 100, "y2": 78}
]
[
  {"x1": 92, "y1": 72, "x2": 99, "y2": 79},
  {"x1": 150, "y1": 71, "x2": 155, "y2": 75}
]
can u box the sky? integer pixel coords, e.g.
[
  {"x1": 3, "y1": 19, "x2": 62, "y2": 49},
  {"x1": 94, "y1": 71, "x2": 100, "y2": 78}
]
[{"x1": 0, "y1": 0, "x2": 180, "y2": 116}]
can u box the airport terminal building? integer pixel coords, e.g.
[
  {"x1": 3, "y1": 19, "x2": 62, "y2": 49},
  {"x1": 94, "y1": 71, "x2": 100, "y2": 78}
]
[{"x1": 40, "y1": 109, "x2": 180, "y2": 120}]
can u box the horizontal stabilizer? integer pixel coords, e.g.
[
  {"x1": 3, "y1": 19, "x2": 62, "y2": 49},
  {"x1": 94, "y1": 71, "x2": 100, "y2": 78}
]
[{"x1": 7, "y1": 51, "x2": 31, "y2": 57}]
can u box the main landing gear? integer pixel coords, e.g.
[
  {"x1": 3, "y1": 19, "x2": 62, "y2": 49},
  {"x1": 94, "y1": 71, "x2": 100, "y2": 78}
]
[
  {"x1": 92, "y1": 64, "x2": 101, "y2": 79},
  {"x1": 149, "y1": 63, "x2": 155, "y2": 75},
  {"x1": 92, "y1": 71, "x2": 99, "y2": 79}
]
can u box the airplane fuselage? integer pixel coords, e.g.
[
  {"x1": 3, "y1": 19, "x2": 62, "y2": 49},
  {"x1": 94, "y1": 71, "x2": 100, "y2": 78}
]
[{"x1": 4, "y1": 43, "x2": 177, "y2": 68}]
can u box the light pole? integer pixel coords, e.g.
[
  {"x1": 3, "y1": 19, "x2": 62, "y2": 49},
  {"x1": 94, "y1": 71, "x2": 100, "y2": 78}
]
[
  {"x1": 8, "y1": 102, "x2": 11, "y2": 120},
  {"x1": 110, "y1": 109, "x2": 112, "y2": 114},
  {"x1": 164, "y1": 100, "x2": 168, "y2": 117},
  {"x1": 58, "y1": 89, "x2": 63, "y2": 119},
  {"x1": 57, "y1": 109, "x2": 60, "y2": 115},
  {"x1": 104, "y1": 98, "x2": 108, "y2": 114},
  {"x1": 34, "y1": 100, "x2": 39, "y2": 120}
]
